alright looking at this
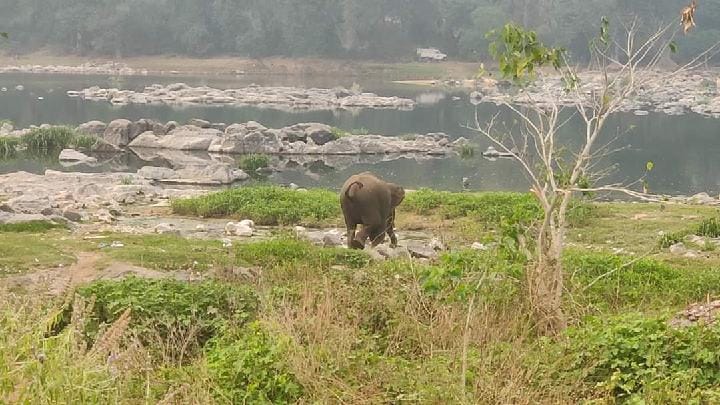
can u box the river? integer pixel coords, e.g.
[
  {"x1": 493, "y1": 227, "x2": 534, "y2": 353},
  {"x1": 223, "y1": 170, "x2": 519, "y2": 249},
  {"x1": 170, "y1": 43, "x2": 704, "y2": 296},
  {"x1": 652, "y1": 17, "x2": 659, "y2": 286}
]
[{"x1": 0, "y1": 72, "x2": 718, "y2": 195}]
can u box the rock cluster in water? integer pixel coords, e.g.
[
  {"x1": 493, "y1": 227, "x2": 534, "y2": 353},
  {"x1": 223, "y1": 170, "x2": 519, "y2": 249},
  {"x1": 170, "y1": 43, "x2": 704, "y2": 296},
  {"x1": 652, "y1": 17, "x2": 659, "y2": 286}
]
[
  {"x1": 472, "y1": 70, "x2": 720, "y2": 118},
  {"x1": 69, "y1": 118, "x2": 464, "y2": 156},
  {"x1": 71, "y1": 83, "x2": 415, "y2": 111},
  {"x1": 0, "y1": 62, "x2": 143, "y2": 75}
]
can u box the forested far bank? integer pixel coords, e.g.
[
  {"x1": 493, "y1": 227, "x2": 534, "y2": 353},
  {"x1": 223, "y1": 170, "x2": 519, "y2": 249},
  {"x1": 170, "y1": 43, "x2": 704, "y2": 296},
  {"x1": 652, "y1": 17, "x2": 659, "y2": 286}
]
[{"x1": 1, "y1": 0, "x2": 720, "y2": 64}]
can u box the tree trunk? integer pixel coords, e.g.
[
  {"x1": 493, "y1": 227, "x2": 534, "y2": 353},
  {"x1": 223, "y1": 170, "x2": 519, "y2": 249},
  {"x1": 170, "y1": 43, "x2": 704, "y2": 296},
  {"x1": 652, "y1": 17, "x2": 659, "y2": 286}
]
[
  {"x1": 527, "y1": 250, "x2": 566, "y2": 335},
  {"x1": 527, "y1": 217, "x2": 567, "y2": 335}
]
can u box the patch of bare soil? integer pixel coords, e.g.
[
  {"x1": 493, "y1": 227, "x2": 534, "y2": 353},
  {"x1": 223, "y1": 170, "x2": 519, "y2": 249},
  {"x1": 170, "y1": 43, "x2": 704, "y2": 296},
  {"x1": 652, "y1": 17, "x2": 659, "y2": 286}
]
[{"x1": 3, "y1": 253, "x2": 199, "y2": 296}]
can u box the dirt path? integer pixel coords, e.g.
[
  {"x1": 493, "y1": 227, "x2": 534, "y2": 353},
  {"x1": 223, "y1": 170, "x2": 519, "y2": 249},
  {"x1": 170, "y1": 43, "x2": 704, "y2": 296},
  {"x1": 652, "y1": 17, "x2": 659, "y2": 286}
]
[{"x1": 3, "y1": 252, "x2": 198, "y2": 296}]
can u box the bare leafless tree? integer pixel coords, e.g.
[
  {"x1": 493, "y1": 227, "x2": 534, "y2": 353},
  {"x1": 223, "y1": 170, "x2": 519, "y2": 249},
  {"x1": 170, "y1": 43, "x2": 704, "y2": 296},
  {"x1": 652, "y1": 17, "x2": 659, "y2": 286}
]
[{"x1": 471, "y1": 17, "x2": 720, "y2": 334}]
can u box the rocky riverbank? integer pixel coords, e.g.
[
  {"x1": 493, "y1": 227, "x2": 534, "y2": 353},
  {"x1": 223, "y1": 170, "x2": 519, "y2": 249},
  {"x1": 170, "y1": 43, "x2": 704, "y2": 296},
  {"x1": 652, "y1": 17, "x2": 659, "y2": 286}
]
[
  {"x1": 0, "y1": 62, "x2": 143, "y2": 76},
  {"x1": 472, "y1": 70, "x2": 720, "y2": 117},
  {"x1": 72, "y1": 83, "x2": 416, "y2": 111}
]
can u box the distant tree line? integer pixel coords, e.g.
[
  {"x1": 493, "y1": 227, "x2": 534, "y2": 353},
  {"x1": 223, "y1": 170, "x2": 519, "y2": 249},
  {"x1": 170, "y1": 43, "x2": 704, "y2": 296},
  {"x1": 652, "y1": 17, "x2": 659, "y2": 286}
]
[{"x1": 1, "y1": 0, "x2": 719, "y2": 64}]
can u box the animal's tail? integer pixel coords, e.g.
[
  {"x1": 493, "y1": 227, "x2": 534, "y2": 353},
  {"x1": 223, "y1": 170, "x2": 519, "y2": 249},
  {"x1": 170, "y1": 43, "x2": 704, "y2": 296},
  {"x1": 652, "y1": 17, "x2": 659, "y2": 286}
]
[{"x1": 345, "y1": 181, "x2": 364, "y2": 199}]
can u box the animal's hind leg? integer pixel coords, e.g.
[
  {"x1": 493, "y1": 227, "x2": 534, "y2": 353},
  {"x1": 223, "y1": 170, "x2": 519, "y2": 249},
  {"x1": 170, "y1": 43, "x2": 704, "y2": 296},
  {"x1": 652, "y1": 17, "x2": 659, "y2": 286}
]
[
  {"x1": 387, "y1": 210, "x2": 398, "y2": 248},
  {"x1": 345, "y1": 223, "x2": 360, "y2": 249},
  {"x1": 368, "y1": 225, "x2": 387, "y2": 247}
]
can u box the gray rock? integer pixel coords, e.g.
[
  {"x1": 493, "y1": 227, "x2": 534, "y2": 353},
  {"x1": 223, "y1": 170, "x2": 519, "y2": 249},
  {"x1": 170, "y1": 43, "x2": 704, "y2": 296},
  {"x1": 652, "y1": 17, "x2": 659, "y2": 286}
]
[
  {"x1": 103, "y1": 119, "x2": 133, "y2": 147},
  {"x1": 59, "y1": 149, "x2": 97, "y2": 164},
  {"x1": 407, "y1": 243, "x2": 439, "y2": 260},
  {"x1": 322, "y1": 230, "x2": 344, "y2": 247},
  {"x1": 305, "y1": 123, "x2": 335, "y2": 146},
  {"x1": 154, "y1": 223, "x2": 180, "y2": 235},
  {"x1": 131, "y1": 119, "x2": 155, "y2": 140},
  {"x1": 77, "y1": 120, "x2": 106, "y2": 136},
  {"x1": 90, "y1": 138, "x2": 122, "y2": 153},
  {"x1": 188, "y1": 118, "x2": 211, "y2": 128},
  {"x1": 137, "y1": 166, "x2": 178, "y2": 180},
  {"x1": 210, "y1": 123, "x2": 227, "y2": 132},
  {"x1": 670, "y1": 243, "x2": 688, "y2": 255},
  {"x1": 62, "y1": 209, "x2": 83, "y2": 222}
]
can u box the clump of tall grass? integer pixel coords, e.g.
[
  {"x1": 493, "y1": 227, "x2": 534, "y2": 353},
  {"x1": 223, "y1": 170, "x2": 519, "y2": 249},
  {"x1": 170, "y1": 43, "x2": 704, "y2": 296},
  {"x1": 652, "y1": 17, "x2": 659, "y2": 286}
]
[
  {"x1": 0, "y1": 136, "x2": 19, "y2": 157},
  {"x1": 21, "y1": 126, "x2": 97, "y2": 153}
]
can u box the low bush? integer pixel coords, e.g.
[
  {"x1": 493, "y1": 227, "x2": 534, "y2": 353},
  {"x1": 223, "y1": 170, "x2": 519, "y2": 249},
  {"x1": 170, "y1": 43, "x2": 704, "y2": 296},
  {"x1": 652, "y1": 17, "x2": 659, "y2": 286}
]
[
  {"x1": 78, "y1": 278, "x2": 258, "y2": 358},
  {"x1": 552, "y1": 314, "x2": 720, "y2": 403},
  {"x1": 206, "y1": 321, "x2": 303, "y2": 404},
  {"x1": 566, "y1": 251, "x2": 720, "y2": 311},
  {"x1": 239, "y1": 154, "x2": 270, "y2": 173},
  {"x1": 171, "y1": 186, "x2": 340, "y2": 225}
]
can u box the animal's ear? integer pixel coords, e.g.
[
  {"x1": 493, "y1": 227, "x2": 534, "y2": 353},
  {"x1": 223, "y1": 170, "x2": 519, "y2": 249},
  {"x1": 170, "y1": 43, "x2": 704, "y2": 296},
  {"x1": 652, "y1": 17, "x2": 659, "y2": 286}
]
[{"x1": 390, "y1": 185, "x2": 405, "y2": 207}]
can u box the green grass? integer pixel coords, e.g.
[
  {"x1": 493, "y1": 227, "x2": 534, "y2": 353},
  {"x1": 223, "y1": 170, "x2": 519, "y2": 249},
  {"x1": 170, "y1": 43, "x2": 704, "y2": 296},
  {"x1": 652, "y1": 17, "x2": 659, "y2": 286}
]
[
  {"x1": 0, "y1": 220, "x2": 66, "y2": 233},
  {"x1": 94, "y1": 233, "x2": 232, "y2": 272},
  {"x1": 236, "y1": 237, "x2": 370, "y2": 269},
  {"x1": 0, "y1": 231, "x2": 75, "y2": 275},
  {"x1": 330, "y1": 127, "x2": 349, "y2": 139},
  {"x1": 171, "y1": 186, "x2": 340, "y2": 226}
]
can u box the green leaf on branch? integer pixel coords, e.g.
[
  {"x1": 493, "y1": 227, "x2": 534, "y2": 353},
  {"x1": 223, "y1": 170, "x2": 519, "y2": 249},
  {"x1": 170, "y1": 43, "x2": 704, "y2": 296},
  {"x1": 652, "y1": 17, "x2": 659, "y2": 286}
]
[{"x1": 487, "y1": 23, "x2": 568, "y2": 86}]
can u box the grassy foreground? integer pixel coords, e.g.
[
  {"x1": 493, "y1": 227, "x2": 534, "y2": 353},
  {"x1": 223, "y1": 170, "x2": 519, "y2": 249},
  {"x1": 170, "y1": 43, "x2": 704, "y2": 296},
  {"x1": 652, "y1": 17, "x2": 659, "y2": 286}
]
[{"x1": 4, "y1": 187, "x2": 720, "y2": 403}]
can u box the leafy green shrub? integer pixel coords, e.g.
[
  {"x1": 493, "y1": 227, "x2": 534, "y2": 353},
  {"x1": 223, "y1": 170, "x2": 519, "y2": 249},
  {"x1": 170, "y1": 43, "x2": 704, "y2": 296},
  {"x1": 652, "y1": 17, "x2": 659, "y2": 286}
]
[
  {"x1": 330, "y1": 127, "x2": 349, "y2": 139},
  {"x1": 171, "y1": 186, "x2": 340, "y2": 225},
  {"x1": 78, "y1": 278, "x2": 258, "y2": 353},
  {"x1": 566, "y1": 251, "x2": 720, "y2": 310},
  {"x1": 0, "y1": 136, "x2": 19, "y2": 157},
  {"x1": 239, "y1": 154, "x2": 270, "y2": 173},
  {"x1": 206, "y1": 321, "x2": 303, "y2": 404},
  {"x1": 555, "y1": 314, "x2": 720, "y2": 403},
  {"x1": 0, "y1": 220, "x2": 65, "y2": 233}
]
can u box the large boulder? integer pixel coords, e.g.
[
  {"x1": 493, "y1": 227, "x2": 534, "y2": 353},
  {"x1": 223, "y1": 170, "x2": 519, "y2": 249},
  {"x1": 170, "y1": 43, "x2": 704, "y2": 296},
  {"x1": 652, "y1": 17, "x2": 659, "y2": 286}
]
[
  {"x1": 103, "y1": 119, "x2": 133, "y2": 147},
  {"x1": 173, "y1": 164, "x2": 249, "y2": 184},
  {"x1": 77, "y1": 120, "x2": 107, "y2": 136},
  {"x1": 129, "y1": 127, "x2": 222, "y2": 150},
  {"x1": 131, "y1": 119, "x2": 155, "y2": 140},
  {"x1": 237, "y1": 130, "x2": 283, "y2": 154},
  {"x1": 305, "y1": 123, "x2": 335, "y2": 146}
]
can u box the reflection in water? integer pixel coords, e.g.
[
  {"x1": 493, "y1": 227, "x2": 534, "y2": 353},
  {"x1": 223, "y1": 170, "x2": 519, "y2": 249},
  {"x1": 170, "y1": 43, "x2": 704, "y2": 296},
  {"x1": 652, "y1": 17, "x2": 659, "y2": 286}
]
[{"x1": 0, "y1": 73, "x2": 719, "y2": 195}]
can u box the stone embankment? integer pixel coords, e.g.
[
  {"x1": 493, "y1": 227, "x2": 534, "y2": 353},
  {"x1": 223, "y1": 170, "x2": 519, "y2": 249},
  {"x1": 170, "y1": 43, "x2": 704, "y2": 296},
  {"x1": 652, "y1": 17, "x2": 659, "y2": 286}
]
[
  {"x1": 71, "y1": 83, "x2": 415, "y2": 111},
  {"x1": 471, "y1": 70, "x2": 720, "y2": 118}
]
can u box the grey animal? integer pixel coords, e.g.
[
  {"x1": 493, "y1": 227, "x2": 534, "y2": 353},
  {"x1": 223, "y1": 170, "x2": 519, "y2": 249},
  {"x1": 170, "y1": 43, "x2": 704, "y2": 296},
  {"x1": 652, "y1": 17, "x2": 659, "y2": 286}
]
[{"x1": 340, "y1": 172, "x2": 405, "y2": 250}]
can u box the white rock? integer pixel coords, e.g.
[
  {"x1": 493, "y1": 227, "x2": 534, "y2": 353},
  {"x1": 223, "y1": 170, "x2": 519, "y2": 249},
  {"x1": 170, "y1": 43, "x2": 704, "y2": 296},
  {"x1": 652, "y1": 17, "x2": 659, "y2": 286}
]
[
  {"x1": 239, "y1": 219, "x2": 255, "y2": 230},
  {"x1": 225, "y1": 222, "x2": 253, "y2": 237}
]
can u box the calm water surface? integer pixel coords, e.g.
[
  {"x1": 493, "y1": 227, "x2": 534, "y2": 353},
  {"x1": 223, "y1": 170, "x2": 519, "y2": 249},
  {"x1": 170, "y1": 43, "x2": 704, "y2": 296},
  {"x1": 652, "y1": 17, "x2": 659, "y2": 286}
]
[{"x1": 0, "y1": 73, "x2": 718, "y2": 195}]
